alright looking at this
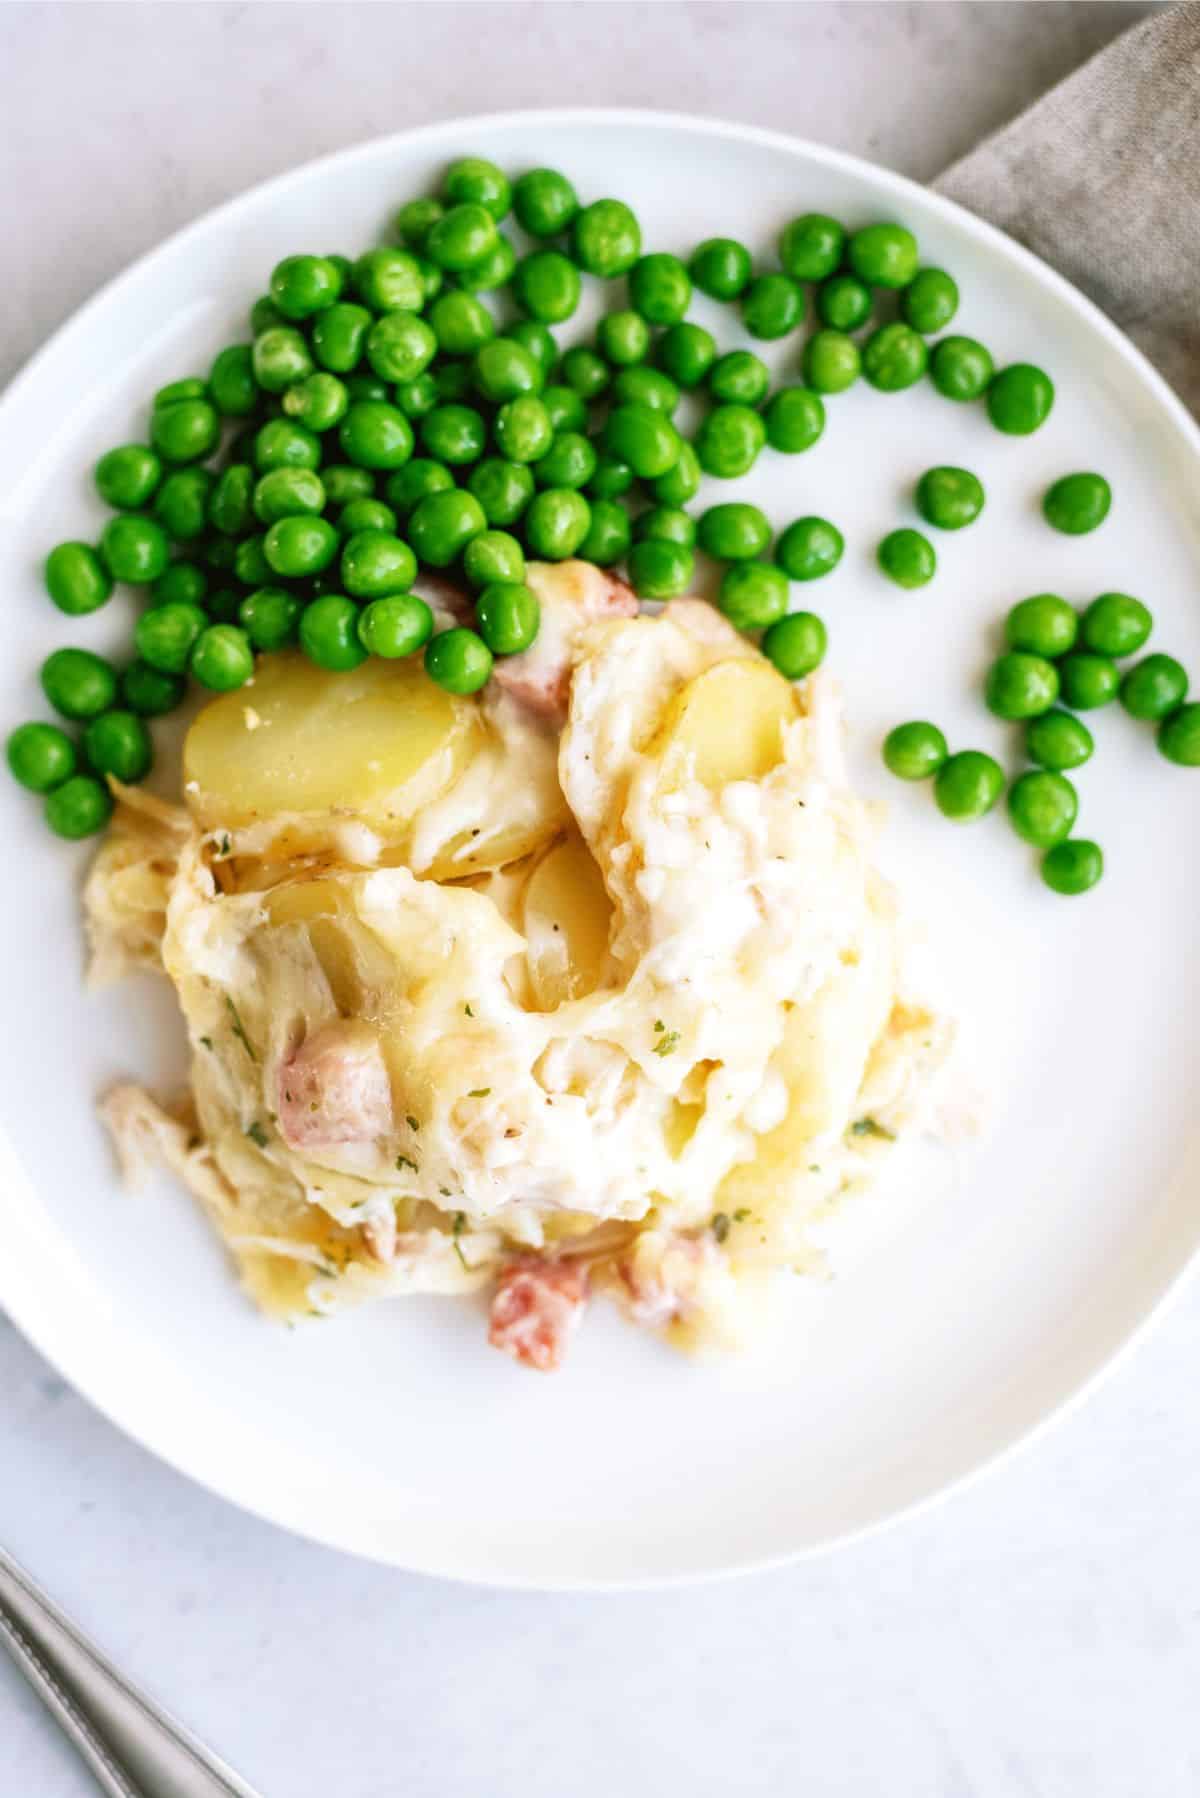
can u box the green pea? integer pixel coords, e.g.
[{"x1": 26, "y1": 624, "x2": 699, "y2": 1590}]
[
  {"x1": 345, "y1": 374, "x2": 390, "y2": 404},
  {"x1": 1042, "y1": 839, "x2": 1103, "y2": 895},
  {"x1": 915, "y1": 465, "x2": 985, "y2": 530},
  {"x1": 458, "y1": 233, "x2": 517, "y2": 292},
  {"x1": 572, "y1": 199, "x2": 641, "y2": 278},
  {"x1": 696, "y1": 404, "x2": 765, "y2": 480},
  {"x1": 443, "y1": 156, "x2": 511, "y2": 220},
  {"x1": 777, "y1": 516, "x2": 843, "y2": 582},
  {"x1": 45, "y1": 775, "x2": 113, "y2": 840},
  {"x1": 1043, "y1": 472, "x2": 1111, "y2": 536},
  {"x1": 208, "y1": 463, "x2": 255, "y2": 537},
  {"x1": 341, "y1": 530, "x2": 418, "y2": 599},
  {"x1": 611, "y1": 367, "x2": 679, "y2": 415},
  {"x1": 250, "y1": 466, "x2": 323, "y2": 526},
  {"x1": 121, "y1": 661, "x2": 184, "y2": 717},
  {"x1": 901, "y1": 268, "x2": 959, "y2": 334},
  {"x1": 929, "y1": 335, "x2": 994, "y2": 402},
  {"x1": 94, "y1": 444, "x2": 162, "y2": 510},
  {"x1": 513, "y1": 250, "x2": 581, "y2": 324},
  {"x1": 153, "y1": 378, "x2": 207, "y2": 409},
  {"x1": 1006, "y1": 770, "x2": 1077, "y2": 848},
  {"x1": 1026, "y1": 710, "x2": 1093, "y2": 772},
  {"x1": 603, "y1": 404, "x2": 682, "y2": 479},
  {"x1": 386, "y1": 458, "x2": 455, "y2": 515},
  {"x1": 587, "y1": 455, "x2": 635, "y2": 501},
  {"x1": 763, "y1": 387, "x2": 825, "y2": 455},
  {"x1": 41, "y1": 647, "x2": 117, "y2": 720},
  {"x1": 742, "y1": 273, "x2": 804, "y2": 341},
  {"x1": 1158, "y1": 702, "x2": 1200, "y2": 766},
  {"x1": 134, "y1": 600, "x2": 206, "y2": 674},
  {"x1": 475, "y1": 581, "x2": 540, "y2": 655},
  {"x1": 985, "y1": 651, "x2": 1059, "y2": 719},
  {"x1": 395, "y1": 374, "x2": 439, "y2": 420},
  {"x1": 987, "y1": 363, "x2": 1055, "y2": 435},
  {"x1": 426, "y1": 295, "x2": 493, "y2": 361},
  {"x1": 322, "y1": 464, "x2": 375, "y2": 507},
  {"x1": 425, "y1": 627, "x2": 493, "y2": 693},
  {"x1": 628, "y1": 539, "x2": 694, "y2": 601},
  {"x1": 577, "y1": 498, "x2": 632, "y2": 567},
  {"x1": 298, "y1": 596, "x2": 367, "y2": 673},
  {"x1": 698, "y1": 503, "x2": 771, "y2": 561},
  {"x1": 509, "y1": 320, "x2": 558, "y2": 381},
  {"x1": 816, "y1": 274, "x2": 872, "y2": 332},
  {"x1": 408, "y1": 489, "x2": 487, "y2": 567},
  {"x1": 1080, "y1": 591, "x2": 1151, "y2": 657},
  {"x1": 882, "y1": 720, "x2": 948, "y2": 780},
  {"x1": 779, "y1": 213, "x2": 844, "y2": 283},
  {"x1": 524, "y1": 489, "x2": 591, "y2": 561},
  {"x1": 1005, "y1": 594, "x2": 1078, "y2": 658},
  {"x1": 263, "y1": 515, "x2": 340, "y2": 578},
  {"x1": 560, "y1": 346, "x2": 609, "y2": 400},
  {"x1": 597, "y1": 310, "x2": 650, "y2": 367},
  {"x1": 339, "y1": 400, "x2": 414, "y2": 470},
  {"x1": 100, "y1": 514, "x2": 170, "y2": 585},
  {"x1": 802, "y1": 330, "x2": 860, "y2": 394},
  {"x1": 628, "y1": 253, "x2": 691, "y2": 326},
  {"x1": 44, "y1": 542, "x2": 113, "y2": 616},
  {"x1": 463, "y1": 530, "x2": 526, "y2": 588},
  {"x1": 362, "y1": 312, "x2": 434, "y2": 386},
  {"x1": 688, "y1": 237, "x2": 752, "y2": 301},
  {"x1": 534, "y1": 432, "x2": 597, "y2": 490},
  {"x1": 474, "y1": 337, "x2": 543, "y2": 403},
  {"x1": 709, "y1": 350, "x2": 769, "y2": 407},
  {"x1": 151, "y1": 463, "x2": 214, "y2": 539},
  {"x1": 208, "y1": 344, "x2": 258, "y2": 416},
  {"x1": 934, "y1": 750, "x2": 1003, "y2": 822},
  {"x1": 652, "y1": 440, "x2": 701, "y2": 507},
  {"x1": 762, "y1": 611, "x2": 827, "y2": 680},
  {"x1": 6, "y1": 721, "x2": 77, "y2": 793},
  {"x1": 83, "y1": 709, "x2": 153, "y2": 784},
  {"x1": 353, "y1": 246, "x2": 425, "y2": 311},
  {"x1": 426, "y1": 203, "x2": 498, "y2": 273},
  {"x1": 233, "y1": 540, "x2": 271, "y2": 596},
  {"x1": 420, "y1": 403, "x2": 486, "y2": 466},
  {"x1": 239, "y1": 585, "x2": 302, "y2": 651},
  {"x1": 862, "y1": 322, "x2": 928, "y2": 391},
  {"x1": 512, "y1": 167, "x2": 579, "y2": 238},
  {"x1": 718, "y1": 562, "x2": 788, "y2": 632},
  {"x1": 254, "y1": 418, "x2": 321, "y2": 472},
  {"x1": 269, "y1": 254, "x2": 342, "y2": 320},
  {"x1": 252, "y1": 327, "x2": 314, "y2": 394},
  {"x1": 1060, "y1": 651, "x2": 1120, "y2": 711},
  {"x1": 311, "y1": 302, "x2": 372, "y2": 374},
  {"x1": 467, "y1": 458, "x2": 535, "y2": 527},
  {"x1": 494, "y1": 395, "x2": 554, "y2": 464},
  {"x1": 657, "y1": 322, "x2": 716, "y2": 391},
  {"x1": 151, "y1": 561, "x2": 208, "y2": 608},
  {"x1": 634, "y1": 506, "x2": 695, "y2": 549},
  {"x1": 877, "y1": 528, "x2": 936, "y2": 589},
  {"x1": 250, "y1": 296, "x2": 285, "y2": 335},
  {"x1": 415, "y1": 255, "x2": 444, "y2": 304},
  {"x1": 1120, "y1": 653, "x2": 1187, "y2": 720},
  {"x1": 150, "y1": 396, "x2": 220, "y2": 465},
  {"x1": 357, "y1": 592, "x2": 434, "y2": 660},
  {"x1": 338, "y1": 497, "x2": 397, "y2": 536},
  {"x1": 393, "y1": 198, "x2": 444, "y2": 249},
  {"x1": 848, "y1": 223, "x2": 919, "y2": 288},
  {"x1": 541, "y1": 384, "x2": 587, "y2": 434}
]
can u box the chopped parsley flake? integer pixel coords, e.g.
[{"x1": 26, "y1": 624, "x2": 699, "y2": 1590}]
[
  {"x1": 395, "y1": 1154, "x2": 419, "y2": 1174},
  {"x1": 468, "y1": 1087, "x2": 491, "y2": 1098},
  {"x1": 452, "y1": 1210, "x2": 469, "y2": 1271},
  {"x1": 851, "y1": 1117, "x2": 896, "y2": 1142},
  {"x1": 245, "y1": 1120, "x2": 269, "y2": 1149},
  {"x1": 199, "y1": 1035, "x2": 213, "y2": 1052},
  {"x1": 464, "y1": 1003, "x2": 474, "y2": 1018},
  {"x1": 406, "y1": 1114, "x2": 421, "y2": 1133},
  {"x1": 439, "y1": 1186, "x2": 452, "y2": 1198},
  {"x1": 224, "y1": 995, "x2": 257, "y2": 1062},
  {"x1": 652, "y1": 1029, "x2": 681, "y2": 1058},
  {"x1": 732, "y1": 1207, "x2": 751, "y2": 1222},
  {"x1": 217, "y1": 834, "x2": 232, "y2": 857},
  {"x1": 711, "y1": 1212, "x2": 731, "y2": 1244}
]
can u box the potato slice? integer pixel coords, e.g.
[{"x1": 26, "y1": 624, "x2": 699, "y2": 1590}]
[
  {"x1": 522, "y1": 832, "x2": 613, "y2": 1010},
  {"x1": 184, "y1": 653, "x2": 481, "y2": 856},
  {"x1": 651, "y1": 658, "x2": 798, "y2": 791}
]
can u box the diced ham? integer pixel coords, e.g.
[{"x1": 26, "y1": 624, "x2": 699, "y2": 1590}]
[
  {"x1": 488, "y1": 1256, "x2": 590, "y2": 1371},
  {"x1": 495, "y1": 564, "x2": 638, "y2": 725},
  {"x1": 277, "y1": 1021, "x2": 394, "y2": 1152},
  {"x1": 617, "y1": 1230, "x2": 719, "y2": 1328}
]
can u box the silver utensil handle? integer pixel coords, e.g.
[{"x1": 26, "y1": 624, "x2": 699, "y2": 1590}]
[{"x1": 0, "y1": 1546, "x2": 263, "y2": 1798}]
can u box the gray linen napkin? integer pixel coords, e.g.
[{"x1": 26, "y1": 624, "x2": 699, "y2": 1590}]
[{"x1": 935, "y1": 2, "x2": 1200, "y2": 418}]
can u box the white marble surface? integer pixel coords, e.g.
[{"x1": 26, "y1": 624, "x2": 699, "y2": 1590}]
[{"x1": 2, "y1": 4, "x2": 1194, "y2": 1795}]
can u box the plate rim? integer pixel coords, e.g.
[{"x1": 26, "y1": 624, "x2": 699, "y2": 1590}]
[{"x1": 3, "y1": 105, "x2": 1199, "y2": 1590}]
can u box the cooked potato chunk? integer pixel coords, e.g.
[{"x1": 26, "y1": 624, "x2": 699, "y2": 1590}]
[
  {"x1": 651, "y1": 658, "x2": 798, "y2": 790},
  {"x1": 522, "y1": 833, "x2": 613, "y2": 1010}
]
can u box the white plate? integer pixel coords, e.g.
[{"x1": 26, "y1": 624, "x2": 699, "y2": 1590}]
[{"x1": 2, "y1": 111, "x2": 1199, "y2": 1590}]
